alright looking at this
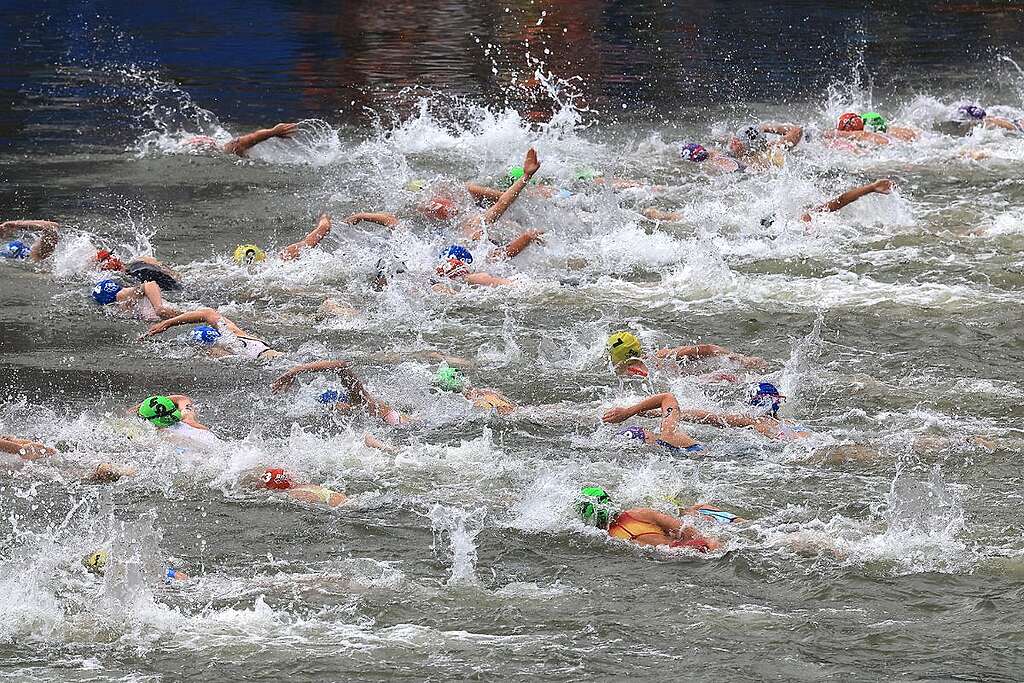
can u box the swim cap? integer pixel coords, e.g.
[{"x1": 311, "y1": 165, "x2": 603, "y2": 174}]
[
  {"x1": 957, "y1": 104, "x2": 987, "y2": 121},
  {"x1": 233, "y1": 244, "x2": 266, "y2": 265},
  {"x1": 440, "y1": 245, "x2": 473, "y2": 264},
  {"x1": 837, "y1": 112, "x2": 864, "y2": 131},
  {"x1": 506, "y1": 166, "x2": 525, "y2": 187},
  {"x1": 860, "y1": 112, "x2": 887, "y2": 133},
  {"x1": 434, "y1": 365, "x2": 466, "y2": 393},
  {"x1": 137, "y1": 395, "x2": 182, "y2": 428},
  {"x1": 262, "y1": 467, "x2": 292, "y2": 490},
  {"x1": 421, "y1": 196, "x2": 458, "y2": 221},
  {"x1": 616, "y1": 426, "x2": 649, "y2": 443},
  {"x1": 748, "y1": 382, "x2": 784, "y2": 418},
  {"x1": 96, "y1": 249, "x2": 125, "y2": 271},
  {"x1": 405, "y1": 179, "x2": 426, "y2": 192},
  {"x1": 607, "y1": 331, "x2": 642, "y2": 365},
  {"x1": 740, "y1": 126, "x2": 768, "y2": 150},
  {"x1": 375, "y1": 255, "x2": 407, "y2": 278},
  {"x1": 82, "y1": 550, "x2": 109, "y2": 574},
  {"x1": 317, "y1": 389, "x2": 352, "y2": 404},
  {"x1": 682, "y1": 143, "x2": 710, "y2": 162},
  {"x1": 189, "y1": 324, "x2": 221, "y2": 346},
  {"x1": 91, "y1": 279, "x2": 123, "y2": 305},
  {"x1": 577, "y1": 486, "x2": 613, "y2": 528},
  {"x1": 575, "y1": 168, "x2": 599, "y2": 181},
  {"x1": 2, "y1": 240, "x2": 30, "y2": 259}
]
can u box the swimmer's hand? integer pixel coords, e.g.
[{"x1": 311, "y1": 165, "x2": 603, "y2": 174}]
[
  {"x1": 522, "y1": 147, "x2": 540, "y2": 178},
  {"x1": 139, "y1": 320, "x2": 171, "y2": 339},
  {"x1": 871, "y1": 179, "x2": 893, "y2": 194},
  {"x1": 731, "y1": 353, "x2": 769, "y2": 370},
  {"x1": 271, "y1": 122, "x2": 299, "y2": 138},
  {"x1": 270, "y1": 371, "x2": 297, "y2": 393},
  {"x1": 602, "y1": 407, "x2": 634, "y2": 424}
]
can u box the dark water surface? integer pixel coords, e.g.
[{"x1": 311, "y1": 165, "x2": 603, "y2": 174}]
[{"x1": 3, "y1": 1, "x2": 1024, "y2": 681}]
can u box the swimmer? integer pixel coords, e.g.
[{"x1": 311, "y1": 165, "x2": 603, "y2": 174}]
[
  {"x1": 103, "y1": 255, "x2": 183, "y2": 291},
  {"x1": 432, "y1": 365, "x2": 515, "y2": 416},
  {"x1": 673, "y1": 142, "x2": 750, "y2": 175},
  {"x1": 90, "y1": 278, "x2": 180, "y2": 321},
  {"x1": 0, "y1": 435, "x2": 134, "y2": 481},
  {"x1": 431, "y1": 243, "x2": 541, "y2": 290},
  {"x1": 602, "y1": 392, "x2": 704, "y2": 454},
  {"x1": 186, "y1": 122, "x2": 299, "y2": 157},
  {"x1": 231, "y1": 213, "x2": 334, "y2": 265},
  {"x1": 726, "y1": 123, "x2": 804, "y2": 169},
  {"x1": 131, "y1": 394, "x2": 223, "y2": 452},
  {"x1": 82, "y1": 550, "x2": 188, "y2": 583},
  {"x1": 275, "y1": 360, "x2": 415, "y2": 428},
  {"x1": 827, "y1": 112, "x2": 919, "y2": 146},
  {"x1": 576, "y1": 486, "x2": 721, "y2": 552},
  {"x1": 0, "y1": 219, "x2": 60, "y2": 262},
  {"x1": 606, "y1": 330, "x2": 767, "y2": 382},
  {"x1": 140, "y1": 307, "x2": 284, "y2": 360},
  {"x1": 945, "y1": 103, "x2": 1023, "y2": 134},
  {"x1": 247, "y1": 467, "x2": 347, "y2": 508},
  {"x1": 795, "y1": 179, "x2": 894, "y2": 223},
  {"x1": 675, "y1": 382, "x2": 813, "y2": 441}
]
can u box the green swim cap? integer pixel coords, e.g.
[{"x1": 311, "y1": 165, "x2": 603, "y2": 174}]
[
  {"x1": 433, "y1": 366, "x2": 465, "y2": 393},
  {"x1": 577, "y1": 486, "x2": 613, "y2": 528},
  {"x1": 505, "y1": 166, "x2": 526, "y2": 187},
  {"x1": 575, "y1": 168, "x2": 599, "y2": 181},
  {"x1": 138, "y1": 395, "x2": 182, "y2": 428},
  {"x1": 860, "y1": 112, "x2": 888, "y2": 133},
  {"x1": 82, "y1": 550, "x2": 109, "y2": 574}
]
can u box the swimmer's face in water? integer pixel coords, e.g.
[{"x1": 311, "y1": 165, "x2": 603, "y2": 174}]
[{"x1": 615, "y1": 358, "x2": 650, "y2": 379}]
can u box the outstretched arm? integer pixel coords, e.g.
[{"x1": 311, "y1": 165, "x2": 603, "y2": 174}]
[
  {"x1": 1, "y1": 220, "x2": 60, "y2": 235},
  {"x1": 675, "y1": 408, "x2": 760, "y2": 430},
  {"x1": 343, "y1": 212, "x2": 400, "y2": 229},
  {"x1": 655, "y1": 344, "x2": 767, "y2": 369},
  {"x1": 0, "y1": 435, "x2": 55, "y2": 460},
  {"x1": 223, "y1": 122, "x2": 298, "y2": 157},
  {"x1": 463, "y1": 272, "x2": 513, "y2": 287},
  {"x1": 803, "y1": 179, "x2": 892, "y2": 222},
  {"x1": 280, "y1": 213, "x2": 333, "y2": 260},
  {"x1": 762, "y1": 123, "x2": 804, "y2": 148},
  {"x1": 271, "y1": 359, "x2": 351, "y2": 392},
  {"x1": 140, "y1": 308, "x2": 243, "y2": 338},
  {"x1": 476, "y1": 148, "x2": 540, "y2": 227},
  {"x1": 492, "y1": 229, "x2": 544, "y2": 259},
  {"x1": 466, "y1": 183, "x2": 504, "y2": 203},
  {"x1": 602, "y1": 392, "x2": 677, "y2": 424}
]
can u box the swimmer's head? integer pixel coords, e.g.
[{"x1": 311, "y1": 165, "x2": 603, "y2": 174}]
[
  {"x1": 607, "y1": 330, "x2": 642, "y2": 365},
  {"x1": 506, "y1": 166, "x2": 526, "y2": 187},
  {"x1": 95, "y1": 249, "x2": 125, "y2": 271},
  {"x1": 2, "y1": 240, "x2": 30, "y2": 260},
  {"x1": 233, "y1": 244, "x2": 266, "y2": 265},
  {"x1": 730, "y1": 126, "x2": 767, "y2": 157},
  {"x1": 837, "y1": 112, "x2": 864, "y2": 131},
  {"x1": 860, "y1": 112, "x2": 888, "y2": 133},
  {"x1": 91, "y1": 278, "x2": 123, "y2": 305},
  {"x1": 436, "y1": 245, "x2": 473, "y2": 279},
  {"x1": 418, "y1": 195, "x2": 459, "y2": 222},
  {"x1": 189, "y1": 324, "x2": 221, "y2": 346},
  {"x1": 137, "y1": 395, "x2": 182, "y2": 428},
  {"x1": 616, "y1": 426, "x2": 650, "y2": 445},
  {"x1": 957, "y1": 104, "x2": 987, "y2": 121},
  {"x1": 681, "y1": 143, "x2": 710, "y2": 162},
  {"x1": 317, "y1": 389, "x2": 353, "y2": 405},
  {"x1": 575, "y1": 168, "x2": 599, "y2": 181},
  {"x1": 82, "y1": 550, "x2": 109, "y2": 575},
  {"x1": 577, "y1": 485, "x2": 614, "y2": 528},
  {"x1": 433, "y1": 365, "x2": 466, "y2": 393},
  {"x1": 748, "y1": 382, "x2": 784, "y2": 418},
  {"x1": 262, "y1": 467, "x2": 292, "y2": 490}
]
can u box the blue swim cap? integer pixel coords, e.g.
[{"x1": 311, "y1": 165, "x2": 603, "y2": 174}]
[
  {"x1": 2, "y1": 240, "x2": 30, "y2": 259},
  {"x1": 189, "y1": 324, "x2": 221, "y2": 345},
  {"x1": 957, "y1": 104, "x2": 987, "y2": 121},
  {"x1": 440, "y1": 245, "x2": 473, "y2": 264},
  {"x1": 92, "y1": 279, "x2": 123, "y2": 305},
  {"x1": 317, "y1": 389, "x2": 352, "y2": 404},
  {"x1": 749, "y1": 382, "x2": 784, "y2": 417}
]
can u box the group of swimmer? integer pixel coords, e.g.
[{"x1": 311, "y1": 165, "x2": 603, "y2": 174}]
[{"x1": 1, "y1": 99, "x2": 1014, "y2": 578}]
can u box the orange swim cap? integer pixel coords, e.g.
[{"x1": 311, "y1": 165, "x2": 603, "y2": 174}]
[
  {"x1": 263, "y1": 468, "x2": 292, "y2": 490},
  {"x1": 419, "y1": 196, "x2": 459, "y2": 221}
]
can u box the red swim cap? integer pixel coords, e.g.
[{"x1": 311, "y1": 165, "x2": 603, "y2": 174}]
[
  {"x1": 96, "y1": 250, "x2": 125, "y2": 271},
  {"x1": 837, "y1": 112, "x2": 864, "y2": 131},
  {"x1": 419, "y1": 196, "x2": 458, "y2": 221},
  {"x1": 262, "y1": 468, "x2": 292, "y2": 490}
]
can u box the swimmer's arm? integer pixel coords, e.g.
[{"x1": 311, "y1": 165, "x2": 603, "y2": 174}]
[
  {"x1": 281, "y1": 213, "x2": 333, "y2": 260},
  {"x1": 343, "y1": 212, "x2": 400, "y2": 228},
  {"x1": 806, "y1": 179, "x2": 892, "y2": 221},
  {"x1": 602, "y1": 393, "x2": 676, "y2": 424},
  {"x1": 658, "y1": 344, "x2": 767, "y2": 369},
  {"x1": 642, "y1": 208, "x2": 683, "y2": 222},
  {"x1": 0, "y1": 220, "x2": 60, "y2": 234},
  {"x1": 477, "y1": 147, "x2": 540, "y2": 226},
  {"x1": 141, "y1": 281, "x2": 179, "y2": 320},
  {"x1": 492, "y1": 229, "x2": 544, "y2": 259},
  {"x1": 141, "y1": 308, "x2": 244, "y2": 338},
  {"x1": 983, "y1": 117, "x2": 1018, "y2": 131},
  {"x1": 761, "y1": 123, "x2": 803, "y2": 148},
  {"x1": 466, "y1": 183, "x2": 503, "y2": 203},
  {"x1": 271, "y1": 359, "x2": 351, "y2": 392},
  {"x1": 675, "y1": 409, "x2": 758, "y2": 430},
  {"x1": 364, "y1": 433, "x2": 399, "y2": 454},
  {"x1": 222, "y1": 122, "x2": 298, "y2": 156},
  {"x1": 463, "y1": 272, "x2": 513, "y2": 287},
  {"x1": 0, "y1": 435, "x2": 55, "y2": 460}
]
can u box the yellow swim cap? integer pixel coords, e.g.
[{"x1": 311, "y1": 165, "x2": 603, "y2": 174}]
[
  {"x1": 233, "y1": 244, "x2": 266, "y2": 264},
  {"x1": 82, "y1": 550, "x2": 109, "y2": 574},
  {"x1": 607, "y1": 330, "x2": 642, "y2": 365}
]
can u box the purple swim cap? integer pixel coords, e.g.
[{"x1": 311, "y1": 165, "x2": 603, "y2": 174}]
[
  {"x1": 681, "y1": 143, "x2": 709, "y2": 162},
  {"x1": 616, "y1": 426, "x2": 649, "y2": 443},
  {"x1": 958, "y1": 104, "x2": 987, "y2": 120}
]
